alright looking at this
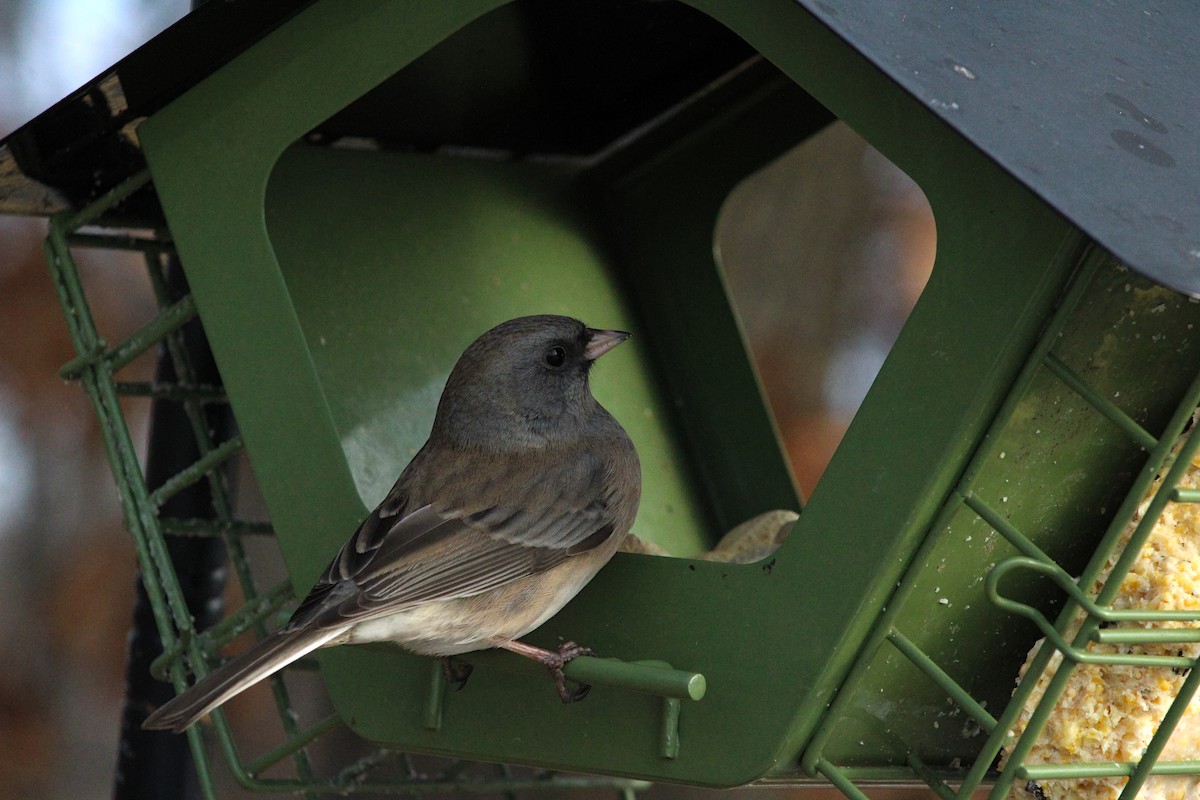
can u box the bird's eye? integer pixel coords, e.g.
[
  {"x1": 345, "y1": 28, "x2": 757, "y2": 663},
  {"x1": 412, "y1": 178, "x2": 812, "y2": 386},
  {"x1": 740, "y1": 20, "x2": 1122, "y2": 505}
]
[{"x1": 544, "y1": 346, "x2": 566, "y2": 367}]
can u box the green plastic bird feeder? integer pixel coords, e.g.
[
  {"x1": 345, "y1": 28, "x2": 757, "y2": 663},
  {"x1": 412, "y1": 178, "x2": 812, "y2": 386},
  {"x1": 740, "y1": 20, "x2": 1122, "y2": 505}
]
[{"x1": 8, "y1": 1, "x2": 1200, "y2": 799}]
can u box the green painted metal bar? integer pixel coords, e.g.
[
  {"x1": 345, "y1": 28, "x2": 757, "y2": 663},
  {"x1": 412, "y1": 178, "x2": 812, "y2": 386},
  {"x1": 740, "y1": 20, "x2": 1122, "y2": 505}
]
[
  {"x1": 906, "y1": 752, "x2": 959, "y2": 800},
  {"x1": 1042, "y1": 352, "x2": 1159, "y2": 451},
  {"x1": 1093, "y1": 627, "x2": 1200, "y2": 644},
  {"x1": 813, "y1": 759, "x2": 872, "y2": 800},
  {"x1": 59, "y1": 295, "x2": 198, "y2": 379},
  {"x1": 45, "y1": 208, "x2": 107, "y2": 364},
  {"x1": 45, "y1": 210, "x2": 113, "y2": 357},
  {"x1": 53, "y1": 301, "x2": 178, "y2": 643},
  {"x1": 62, "y1": 241, "x2": 230, "y2": 800},
  {"x1": 246, "y1": 714, "x2": 343, "y2": 776},
  {"x1": 108, "y1": 295, "x2": 199, "y2": 374},
  {"x1": 184, "y1": 725, "x2": 220, "y2": 800},
  {"x1": 318, "y1": 775, "x2": 652, "y2": 795},
  {"x1": 1172, "y1": 488, "x2": 1200, "y2": 503},
  {"x1": 45, "y1": 216, "x2": 197, "y2": 642},
  {"x1": 212, "y1": 767, "x2": 653, "y2": 795},
  {"x1": 992, "y1": 557, "x2": 1200, "y2": 625},
  {"x1": 146, "y1": 634, "x2": 189, "y2": 683},
  {"x1": 139, "y1": 246, "x2": 320, "y2": 787},
  {"x1": 74, "y1": 219, "x2": 304, "y2": 797},
  {"x1": 566, "y1": 658, "x2": 706, "y2": 701},
  {"x1": 424, "y1": 659, "x2": 446, "y2": 731},
  {"x1": 460, "y1": 650, "x2": 706, "y2": 701},
  {"x1": 57, "y1": 343, "x2": 107, "y2": 381},
  {"x1": 200, "y1": 581, "x2": 294, "y2": 652},
  {"x1": 660, "y1": 697, "x2": 682, "y2": 759},
  {"x1": 986, "y1": 559, "x2": 1197, "y2": 668},
  {"x1": 147, "y1": 434, "x2": 244, "y2": 509},
  {"x1": 62, "y1": 169, "x2": 152, "y2": 231},
  {"x1": 1021, "y1": 760, "x2": 1200, "y2": 779},
  {"x1": 419, "y1": 651, "x2": 700, "y2": 752},
  {"x1": 149, "y1": 581, "x2": 292, "y2": 680},
  {"x1": 962, "y1": 492, "x2": 1057, "y2": 565},
  {"x1": 304, "y1": 771, "x2": 654, "y2": 796},
  {"x1": 886, "y1": 628, "x2": 997, "y2": 731},
  {"x1": 46, "y1": 204, "x2": 229, "y2": 800}
]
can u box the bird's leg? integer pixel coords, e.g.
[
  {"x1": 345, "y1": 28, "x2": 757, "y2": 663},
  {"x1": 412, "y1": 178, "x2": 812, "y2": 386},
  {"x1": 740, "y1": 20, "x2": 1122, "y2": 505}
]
[
  {"x1": 494, "y1": 639, "x2": 595, "y2": 703},
  {"x1": 440, "y1": 656, "x2": 474, "y2": 691}
]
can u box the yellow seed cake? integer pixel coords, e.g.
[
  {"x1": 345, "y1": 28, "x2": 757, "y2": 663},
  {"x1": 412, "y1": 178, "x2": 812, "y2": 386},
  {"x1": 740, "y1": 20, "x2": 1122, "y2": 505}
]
[{"x1": 1003, "y1": 426, "x2": 1200, "y2": 800}]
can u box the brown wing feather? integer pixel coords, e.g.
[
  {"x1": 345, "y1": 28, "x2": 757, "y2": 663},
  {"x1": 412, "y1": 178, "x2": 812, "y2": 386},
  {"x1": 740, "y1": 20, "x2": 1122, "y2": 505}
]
[{"x1": 285, "y1": 442, "x2": 625, "y2": 632}]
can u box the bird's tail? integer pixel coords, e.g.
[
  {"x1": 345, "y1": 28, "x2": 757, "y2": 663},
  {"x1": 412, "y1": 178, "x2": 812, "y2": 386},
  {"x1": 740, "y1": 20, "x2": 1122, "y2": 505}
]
[{"x1": 142, "y1": 626, "x2": 346, "y2": 733}]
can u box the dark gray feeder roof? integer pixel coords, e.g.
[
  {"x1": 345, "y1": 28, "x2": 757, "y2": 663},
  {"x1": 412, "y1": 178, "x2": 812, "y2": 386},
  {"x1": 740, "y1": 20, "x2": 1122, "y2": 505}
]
[
  {"x1": 799, "y1": 1, "x2": 1200, "y2": 296},
  {"x1": 2, "y1": 0, "x2": 1198, "y2": 295}
]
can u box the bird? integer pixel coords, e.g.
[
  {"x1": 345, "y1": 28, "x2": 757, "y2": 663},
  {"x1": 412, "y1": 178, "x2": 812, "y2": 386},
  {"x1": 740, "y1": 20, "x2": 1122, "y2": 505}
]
[{"x1": 142, "y1": 314, "x2": 641, "y2": 733}]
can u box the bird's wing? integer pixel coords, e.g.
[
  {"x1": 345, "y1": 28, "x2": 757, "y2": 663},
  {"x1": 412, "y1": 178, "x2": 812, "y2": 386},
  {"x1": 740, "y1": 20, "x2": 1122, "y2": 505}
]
[{"x1": 285, "y1": 455, "x2": 617, "y2": 631}]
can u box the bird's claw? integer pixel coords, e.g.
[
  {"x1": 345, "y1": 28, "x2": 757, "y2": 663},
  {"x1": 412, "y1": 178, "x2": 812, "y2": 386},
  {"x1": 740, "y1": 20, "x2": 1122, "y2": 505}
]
[
  {"x1": 550, "y1": 669, "x2": 591, "y2": 703},
  {"x1": 440, "y1": 656, "x2": 474, "y2": 691},
  {"x1": 543, "y1": 641, "x2": 594, "y2": 704}
]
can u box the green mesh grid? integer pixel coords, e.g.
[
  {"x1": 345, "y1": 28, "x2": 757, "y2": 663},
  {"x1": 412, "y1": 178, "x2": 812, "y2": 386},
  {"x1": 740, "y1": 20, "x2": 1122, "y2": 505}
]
[
  {"x1": 43, "y1": 170, "x2": 649, "y2": 799},
  {"x1": 802, "y1": 247, "x2": 1200, "y2": 799}
]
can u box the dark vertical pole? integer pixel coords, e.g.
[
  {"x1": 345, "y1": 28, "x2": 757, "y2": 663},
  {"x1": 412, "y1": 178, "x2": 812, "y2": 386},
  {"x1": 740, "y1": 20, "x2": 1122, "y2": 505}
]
[{"x1": 113, "y1": 256, "x2": 232, "y2": 800}]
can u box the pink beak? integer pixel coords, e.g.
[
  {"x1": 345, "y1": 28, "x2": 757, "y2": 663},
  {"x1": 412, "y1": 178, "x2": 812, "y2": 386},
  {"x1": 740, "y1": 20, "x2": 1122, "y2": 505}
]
[{"x1": 584, "y1": 328, "x2": 631, "y2": 361}]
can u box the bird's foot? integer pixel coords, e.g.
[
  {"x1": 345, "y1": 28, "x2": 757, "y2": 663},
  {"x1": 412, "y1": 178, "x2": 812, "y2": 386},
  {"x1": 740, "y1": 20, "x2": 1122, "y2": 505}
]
[
  {"x1": 494, "y1": 639, "x2": 595, "y2": 703},
  {"x1": 440, "y1": 656, "x2": 474, "y2": 691},
  {"x1": 544, "y1": 641, "x2": 595, "y2": 703}
]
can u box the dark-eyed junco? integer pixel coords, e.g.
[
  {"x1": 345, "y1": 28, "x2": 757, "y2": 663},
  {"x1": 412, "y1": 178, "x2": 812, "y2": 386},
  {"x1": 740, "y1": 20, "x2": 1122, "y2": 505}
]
[{"x1": 143, "y1": 315, "x2": 640, "y2": 732}]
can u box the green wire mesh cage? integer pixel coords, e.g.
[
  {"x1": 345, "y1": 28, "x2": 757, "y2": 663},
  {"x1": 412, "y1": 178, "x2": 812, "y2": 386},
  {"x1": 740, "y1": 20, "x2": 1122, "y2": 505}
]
[
  {"x1": 43, "y1": 170, "x2": 650, "y2": 798},
  {"x1": 799, "y1": 243, "x2": 1200, "y2": 800}
]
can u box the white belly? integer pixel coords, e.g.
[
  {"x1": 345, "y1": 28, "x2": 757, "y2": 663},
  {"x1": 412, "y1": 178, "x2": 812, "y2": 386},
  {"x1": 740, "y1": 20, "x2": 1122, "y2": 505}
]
[
  {"x1": 341, "y1": 553, "x2": 610, "y2": 657},
  {"x1": 344, "y1": 601, "x2": 496, "y2": 655}
]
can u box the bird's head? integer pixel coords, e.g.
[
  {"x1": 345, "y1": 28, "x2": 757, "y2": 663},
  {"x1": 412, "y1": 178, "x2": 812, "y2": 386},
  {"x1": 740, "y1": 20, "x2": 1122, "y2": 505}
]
[{"x1": 433, "y1": 315, "x2": 630, "y2": 449}]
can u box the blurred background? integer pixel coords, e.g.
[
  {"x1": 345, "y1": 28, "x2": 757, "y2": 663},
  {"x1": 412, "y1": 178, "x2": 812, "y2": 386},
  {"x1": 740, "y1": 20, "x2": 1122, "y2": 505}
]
[{"x1": 0, "y1": 1, "x2": 935, "y2": 798}]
